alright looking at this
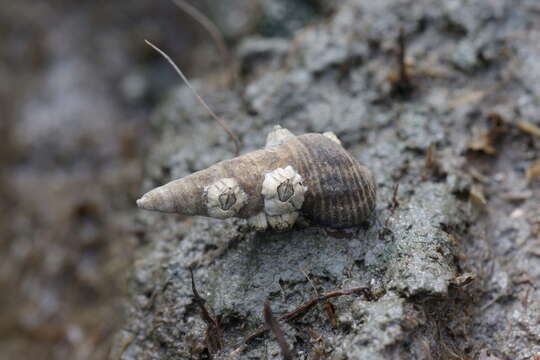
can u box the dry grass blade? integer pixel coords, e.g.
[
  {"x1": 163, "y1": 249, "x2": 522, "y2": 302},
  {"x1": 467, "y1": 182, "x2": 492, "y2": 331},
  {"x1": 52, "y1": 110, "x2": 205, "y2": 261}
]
[
  {"x1": 389, "y1": 27, "x2": 413, "y2": 95},
  {"x1": 517, "y1": 120, "x2": 540, "y2": 138},
  {"x1": 171, "y1": 0, "x2": 234, "y2": 85},
  {"x1": 322, "y1": 302, "x2": 338, "y2": 328},
  {"x1": 264, "y1": 302, "x2": 294, "y2": 360},
  {"x1": 526, "y1": 159, "x2": 540, "y2": 184},
  {"x1": 389, "y1": 183, "x2": 400, "y2": 211},
  {"x1": 300, "y1": 270, "x2": 337, "y2": 327},
  {"x1": 145, "y1": 39, "x2": 241, "y2": 156},
  {"x1": 397, "y1": 28, "x2": 411, "y2": 90}
]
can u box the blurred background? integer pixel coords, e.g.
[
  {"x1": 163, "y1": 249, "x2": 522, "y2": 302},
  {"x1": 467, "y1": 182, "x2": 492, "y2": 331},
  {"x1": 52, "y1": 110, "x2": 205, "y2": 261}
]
[{"x1": 0, "y1": 1, "x2": 331, "y2": 359}]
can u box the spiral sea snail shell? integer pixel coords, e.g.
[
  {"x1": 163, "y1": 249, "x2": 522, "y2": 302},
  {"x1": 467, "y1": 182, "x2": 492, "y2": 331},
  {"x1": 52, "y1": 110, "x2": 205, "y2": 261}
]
[{"x1": 137, "y1": 126, "x2": 376, "y2": 231}]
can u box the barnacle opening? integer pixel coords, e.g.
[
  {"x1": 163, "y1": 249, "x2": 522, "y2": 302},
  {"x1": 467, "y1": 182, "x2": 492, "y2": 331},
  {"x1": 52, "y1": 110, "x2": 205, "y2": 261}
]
[
  {"x1": 277, "y1": 179, "x2": 295, "y2": 202},
  {"x1": 218, "y1": 191, "x2": 237, "y2": 211},
  {"x1": 205, "y1": 178, "x2": 247, "y2": 219}
]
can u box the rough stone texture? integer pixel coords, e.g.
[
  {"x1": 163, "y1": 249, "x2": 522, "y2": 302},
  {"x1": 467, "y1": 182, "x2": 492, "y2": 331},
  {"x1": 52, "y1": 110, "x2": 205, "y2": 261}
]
[{"x1": 114, "y1": 1, "x2": 540, "y2": 359}]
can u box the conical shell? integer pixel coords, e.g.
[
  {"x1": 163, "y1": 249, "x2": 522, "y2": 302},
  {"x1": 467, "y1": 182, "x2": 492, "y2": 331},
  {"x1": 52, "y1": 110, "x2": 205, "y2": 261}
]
[{"x1": 137, "y1": 130, "x2": 376, "y2": 229}]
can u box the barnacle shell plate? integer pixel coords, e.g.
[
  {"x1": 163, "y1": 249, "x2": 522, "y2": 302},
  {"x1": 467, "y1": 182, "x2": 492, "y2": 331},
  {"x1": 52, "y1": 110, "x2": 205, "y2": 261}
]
[
  {"x1": 205, "y1": 178, "x2": 247, "y2": 219},
  {"x1": 261, "y1": 166, "x2": 307, "y2": 216}
]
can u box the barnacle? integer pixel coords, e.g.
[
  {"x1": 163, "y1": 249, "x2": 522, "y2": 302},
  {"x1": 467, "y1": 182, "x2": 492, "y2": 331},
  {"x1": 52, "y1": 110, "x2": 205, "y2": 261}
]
[
  {"x1": 322, "y1": 131, "x2": 342, "y2": 145},
  {"x1": 265, "y1": 125, "x2": 296, "y2": 149},
  {"x1": 247, "y1": 212, "x2": 268, "y2": 232},
  {"x1": 205, "y1": 178, "x2": 247, "y2": 219},
  {"x1": 266, "y1": 212, "x2": 299, "y2": 232},
  {"x1": 262, "y1": 166, "x2": 307, "y2": 216}
]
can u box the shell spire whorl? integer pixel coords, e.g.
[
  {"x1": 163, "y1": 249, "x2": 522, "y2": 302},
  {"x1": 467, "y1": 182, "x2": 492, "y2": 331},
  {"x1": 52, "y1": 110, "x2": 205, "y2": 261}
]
[{"x1": 136, "y1": 172, "x2": 211, "y2": 216}]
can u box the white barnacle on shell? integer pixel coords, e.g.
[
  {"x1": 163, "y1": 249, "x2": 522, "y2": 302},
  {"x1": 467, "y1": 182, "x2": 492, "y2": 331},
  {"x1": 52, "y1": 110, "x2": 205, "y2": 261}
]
[
  {"x1": 205, "y1": 178, "x2": 247, "y2": 219},
  {"x1": 247, "y1": 212, "x2": 268, "y2": 231},
  {"x1": 266, "y1": 212, "x2": 299, "y2": 231},
  {"x1": 265, "y1": 125, "x2": 296, "y2": 149},
  {"x1": 261, "y1": 166, "x2": 307, "y2": 216},
  {"x1": 322, "y1": 131, "x2": 342, "y2": 145}
]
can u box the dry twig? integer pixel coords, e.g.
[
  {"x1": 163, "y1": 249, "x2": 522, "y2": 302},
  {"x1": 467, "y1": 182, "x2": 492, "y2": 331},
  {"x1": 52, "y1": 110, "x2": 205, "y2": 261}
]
[
  {"x1": 391, "y1": 28, "x2": 413, "y2": 95},
  {"x1": 389, "y1": 183, "x2": 400, "y2": 211},
  {"x1": 301, "y1": 269, "x2": 338, "y2": 328},
  {"x1": 264, "y1": 303, "x2": 294, "y2": 360},
  {"x1": 239, "y1": 287, "x2": 376, "y2": 347},
  {"x1": 190, "y1": 268, "x2": 224, "y2": 354}
]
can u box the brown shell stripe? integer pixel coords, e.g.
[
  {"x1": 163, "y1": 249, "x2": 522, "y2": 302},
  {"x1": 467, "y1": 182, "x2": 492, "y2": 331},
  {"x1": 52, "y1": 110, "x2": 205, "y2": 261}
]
[
  {"x1": 317, "y1": 141, "x2": 353, "y2": 226},
  {"x1": 297, "y1": 136, "x2": 348, "y2": 226},
  {"x1": 353, "y1": 166, "x2": 370, "y2": 221},
  {"x1": 341, "y1": 151, "x2": 371, "y2": 222},
  {"x1": 337, "y1": 160, "x2": 358, "y2": 225},
  {"x1": 336, "y1": 153, "x2": 365, "y2": 225}
]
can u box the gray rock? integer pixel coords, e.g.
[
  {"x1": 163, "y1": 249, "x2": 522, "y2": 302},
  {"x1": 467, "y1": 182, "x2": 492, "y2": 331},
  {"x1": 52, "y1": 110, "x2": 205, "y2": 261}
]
[{"x1": 113, "y1": 0, "x2": 540, "y2": 359}]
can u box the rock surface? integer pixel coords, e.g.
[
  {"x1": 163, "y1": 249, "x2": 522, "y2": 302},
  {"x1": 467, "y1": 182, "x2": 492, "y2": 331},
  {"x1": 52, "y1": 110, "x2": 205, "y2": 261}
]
[{"x1": 114, "y1": 1, "x2": 540, "y2": 359}]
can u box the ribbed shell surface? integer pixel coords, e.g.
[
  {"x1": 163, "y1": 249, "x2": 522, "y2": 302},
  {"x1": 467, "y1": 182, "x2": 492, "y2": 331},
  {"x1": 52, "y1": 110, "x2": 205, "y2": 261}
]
[{"x1": 285, "y1": 134, "x2": 376, "y2": 227}]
